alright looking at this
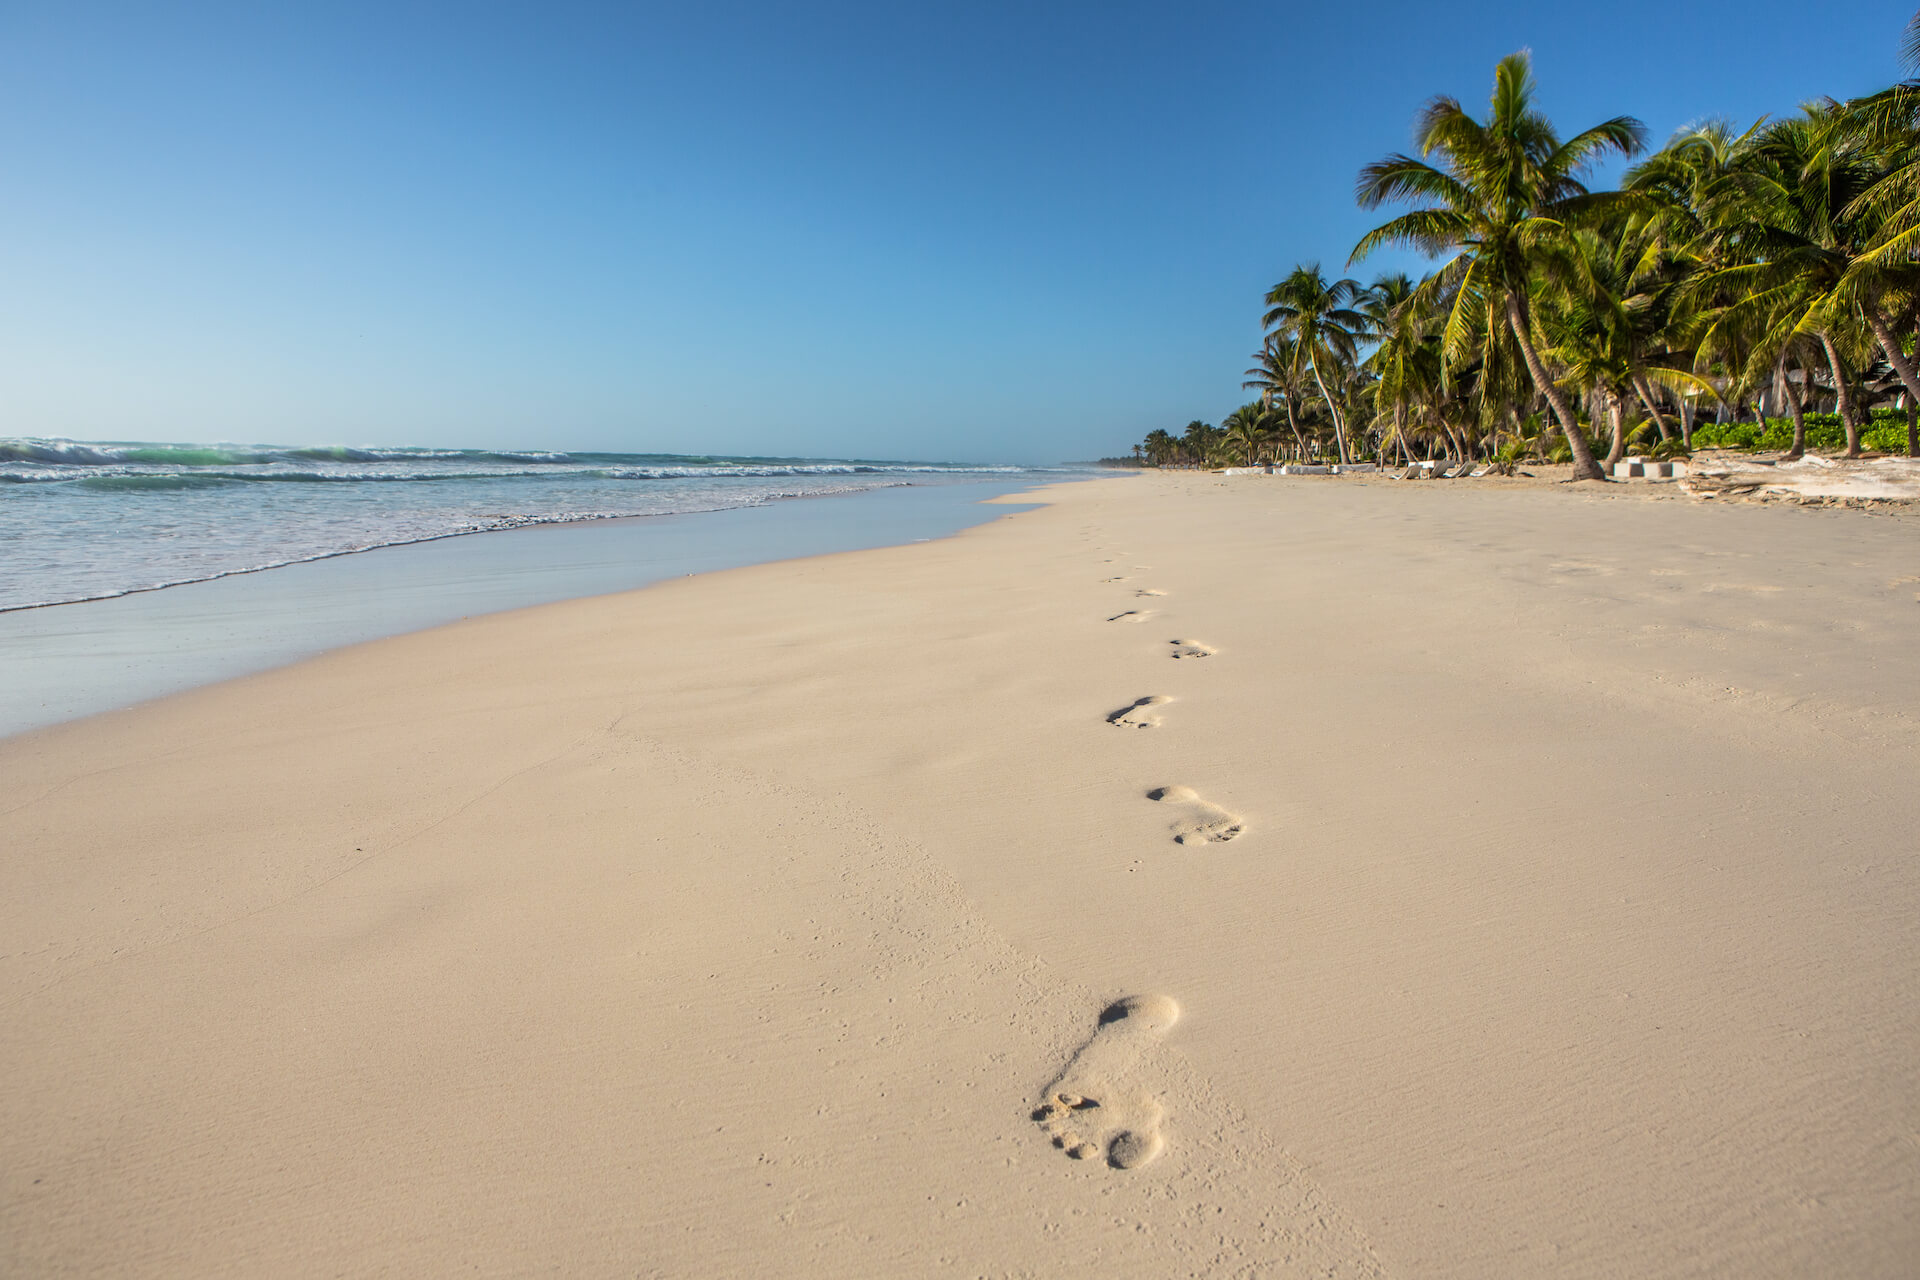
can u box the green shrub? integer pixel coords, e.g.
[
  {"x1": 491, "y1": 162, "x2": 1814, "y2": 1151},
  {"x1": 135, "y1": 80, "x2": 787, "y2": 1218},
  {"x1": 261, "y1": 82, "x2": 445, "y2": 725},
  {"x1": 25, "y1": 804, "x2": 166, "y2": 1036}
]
[
  {"x1": 1865, "y1": 424, "x2": 1908, "y2": 451},
  {"x1": 1687, "y1": 411, "x2": 1915, "y2": 453}
]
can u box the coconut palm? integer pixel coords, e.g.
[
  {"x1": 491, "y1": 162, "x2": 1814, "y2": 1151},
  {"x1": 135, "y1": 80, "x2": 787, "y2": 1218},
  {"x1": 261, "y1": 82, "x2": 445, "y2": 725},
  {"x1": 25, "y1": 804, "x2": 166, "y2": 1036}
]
[
  {"x1": 1141, "y1": 428, "x2": 1177, "y2": 467},
  {"x1": 1179, "y1": 420, "x2": 1221, "y2": 466},
  {"x1": 1262, "y1": 264, "x2": 1367, "y2": 464},
  {"x1": 1691, "y1": 107, "x2": 1889, "y2": 454},
  {"x1": 1821, "y1": 99, "x2": 1920, "y2": 417},
  {"x1": 1361, "y1": 273, "x2": 1444, "y2": 465},
  {"x1": 1540, "y1": 219, "x2": 1719, "y2": 463},
  {"x1": 1243, "y1": 335, "x2": 1314, "y2": 460},
  {"x1": 1352, "y1": 52, "x2": 1646, "y2": 479},
  {"x1": 1220, "y1": 403, "x2": 1277, "y2": 467}
]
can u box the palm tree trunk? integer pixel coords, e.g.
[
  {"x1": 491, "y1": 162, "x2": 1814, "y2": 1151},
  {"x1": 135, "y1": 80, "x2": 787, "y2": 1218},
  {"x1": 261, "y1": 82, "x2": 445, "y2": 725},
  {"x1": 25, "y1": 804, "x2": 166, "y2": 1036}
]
[
  {"x1": 1505, "y1": 293, "x2": 1606, "y2": 480},
  {"x1": 1778, "y1": 353, "x2": 1808, "y2": 461},
  {"x1": 1277, "y1": 395, "x2": 1307, "y2": 461},
  {"x1": 1817, "y1": 331, "x2": 1863, "y2": 458},
  {"x1": 1310, "y1": 362, "x2": 1350, "y2": 465},
  {"x1": 1908, "y1": 400, "x2": 1918, "y2": 459},
  {"x1": 1630, "y1": 373, "x2": 1672, "y2": 442},
  {"x1": 1864, "y1": 306, "x2": 1920, "y2": 415},
  {"x1": 1604, "y1": 388, "x2": 1627, "y2": 467}
]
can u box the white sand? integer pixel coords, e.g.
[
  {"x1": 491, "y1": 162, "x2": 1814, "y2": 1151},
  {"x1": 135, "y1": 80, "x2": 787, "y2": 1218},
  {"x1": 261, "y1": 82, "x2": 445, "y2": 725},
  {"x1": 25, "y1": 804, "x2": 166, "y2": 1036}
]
[{"x1": 4, "y1": 473, "x2": 1916, "y2": 1277}]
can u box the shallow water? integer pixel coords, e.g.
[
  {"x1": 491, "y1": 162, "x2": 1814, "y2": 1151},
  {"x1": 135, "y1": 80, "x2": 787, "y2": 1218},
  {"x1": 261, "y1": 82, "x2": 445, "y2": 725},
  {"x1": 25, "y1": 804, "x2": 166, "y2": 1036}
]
[
  {"x1": 0, "y1": 479, "x2": 1052, "y2": 738},
  {"x1": 2, "y1": 437, "x2": 1054, "y2": 610}
]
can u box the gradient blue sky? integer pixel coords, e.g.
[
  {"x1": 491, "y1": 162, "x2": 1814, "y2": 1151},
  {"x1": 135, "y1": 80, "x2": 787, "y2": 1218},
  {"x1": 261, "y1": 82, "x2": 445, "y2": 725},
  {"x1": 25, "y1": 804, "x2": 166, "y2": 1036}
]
[{"x1": 1, "y1": 1, "x2": 1910, "y2": 462}]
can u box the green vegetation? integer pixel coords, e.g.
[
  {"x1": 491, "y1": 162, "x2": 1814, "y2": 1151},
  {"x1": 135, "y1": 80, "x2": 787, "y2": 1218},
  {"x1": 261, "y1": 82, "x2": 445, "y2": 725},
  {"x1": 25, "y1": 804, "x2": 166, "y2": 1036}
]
[
  {"x1": 1135, "y1": 25, "x2": 1920, "y2": 473},
  {"x1": 1688, "y1": 410, "x2": 1914, "y2": 453}
]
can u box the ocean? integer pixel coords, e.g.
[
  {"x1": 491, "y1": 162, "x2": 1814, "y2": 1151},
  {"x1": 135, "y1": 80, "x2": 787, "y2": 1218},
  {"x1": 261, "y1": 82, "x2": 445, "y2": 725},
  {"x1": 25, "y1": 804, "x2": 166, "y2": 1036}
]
[
  {"x1": 0, "y1": 437, "x2": 1056, "y2": 611},
  {"x1": 1, "y1": 437, "x2": 1083, "y2": 737}
]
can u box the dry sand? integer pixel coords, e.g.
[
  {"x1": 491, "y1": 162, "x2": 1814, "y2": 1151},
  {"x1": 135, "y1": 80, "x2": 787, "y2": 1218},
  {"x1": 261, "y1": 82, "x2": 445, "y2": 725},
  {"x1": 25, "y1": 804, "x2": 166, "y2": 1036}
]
[{"x1": 3, "y1": 472, "x2": 1916, "y2": 1278}]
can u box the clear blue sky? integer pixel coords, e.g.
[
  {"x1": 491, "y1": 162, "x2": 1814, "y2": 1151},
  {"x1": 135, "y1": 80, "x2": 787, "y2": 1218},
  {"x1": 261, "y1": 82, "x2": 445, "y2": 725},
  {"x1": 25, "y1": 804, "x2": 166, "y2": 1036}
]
[{"x1": 0, "y1": 1, "x2": 1909, "y2": 462}]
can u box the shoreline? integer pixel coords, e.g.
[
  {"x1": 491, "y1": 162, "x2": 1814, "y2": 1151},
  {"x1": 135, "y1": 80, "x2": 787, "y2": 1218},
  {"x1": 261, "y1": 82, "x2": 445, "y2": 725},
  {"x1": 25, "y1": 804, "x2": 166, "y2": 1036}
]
[
  {"x1": 5, "y1": 471, "x2": 1914, "y2": 1277},
  {"x1": 0, "y1": 477, "x2": 1049, "y2": 740},
  {"x1": 1, "y1": 491, "x2": 884, "y2": 615},
  {"x1": 5, "y1": 477, "x2": 1011, "y2": 615}
]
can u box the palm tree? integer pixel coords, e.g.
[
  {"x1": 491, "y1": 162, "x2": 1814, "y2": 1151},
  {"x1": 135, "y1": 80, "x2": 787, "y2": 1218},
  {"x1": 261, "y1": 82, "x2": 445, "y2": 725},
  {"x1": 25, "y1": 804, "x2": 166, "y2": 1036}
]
[
  {"x1": 1180, "y1": 420, "x2": 1220, "y2": 467},
  {"x1": 1823, "y1": 99, "x2": 1920, "y2": 419},
  {"x1": 1352, "y1": 52, "x2": 1646, "y2": 480},
  {"x1": 1262, "y1": 264, "x2": 1367, "y2": 464},
  {"x1": 1691, "y1": 107, "x2": 1888, "y2": 455},
  {"x1": 1221, "y1": 402, "x2": 1276, "y2": 467},
  {"x1": 1361, "y1": 273, "x2": 1443, "y2": 465},
  {"x1": 1141, "y1": 428, "x2": 1177, "y2": 467},
  {"x1": 1540, "y1": 219, "x2": 1718, "y2": 463},
  {"x1": 1243, "y1": 335, "x2": 1313, "y2": 460}
]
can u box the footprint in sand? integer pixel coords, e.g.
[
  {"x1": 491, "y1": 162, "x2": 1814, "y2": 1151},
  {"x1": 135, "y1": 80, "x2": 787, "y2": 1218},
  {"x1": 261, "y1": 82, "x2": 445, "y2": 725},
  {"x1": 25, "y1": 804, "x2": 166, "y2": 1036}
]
[
  {"x1": 1147, "y1": 785, "x2": 1243, "y2": 844},
  {"x1": 1134, "y1": 588, "x2": 1167, "y2": 598},
  {"x1": 1107, "y1": 695, "x2": 1171, "y2": 728},
  {"x1": 1167, "y1": 639, "x2": 1215, "y2": 659},
  {"x1": 1108, "y1": 610, "x2": 1157, "y2": 624},
  {"x1": 1102, "y1": 576, "x2": 1131, "y2": 583},
  {"x1": 1032, "y1": 995, "x2": 1180, "y2": 1169}
]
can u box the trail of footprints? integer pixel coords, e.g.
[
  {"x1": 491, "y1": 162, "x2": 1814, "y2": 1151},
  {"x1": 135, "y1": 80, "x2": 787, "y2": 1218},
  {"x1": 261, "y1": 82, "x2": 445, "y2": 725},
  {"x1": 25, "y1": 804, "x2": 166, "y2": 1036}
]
[{"x1": 1030, "y1": 556, "x2": 1251, "y2": 1171}]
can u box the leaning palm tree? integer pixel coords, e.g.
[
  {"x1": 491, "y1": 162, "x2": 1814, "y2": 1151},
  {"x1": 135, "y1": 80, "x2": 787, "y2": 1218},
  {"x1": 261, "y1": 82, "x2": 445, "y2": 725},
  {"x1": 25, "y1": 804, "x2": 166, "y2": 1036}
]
[
  {"x1": 1351, "y1": 52, "x2": 1646, "y2": 480},
  {"x1": 1262, "y1": 264, "x2": 1368, "y2": 464}
]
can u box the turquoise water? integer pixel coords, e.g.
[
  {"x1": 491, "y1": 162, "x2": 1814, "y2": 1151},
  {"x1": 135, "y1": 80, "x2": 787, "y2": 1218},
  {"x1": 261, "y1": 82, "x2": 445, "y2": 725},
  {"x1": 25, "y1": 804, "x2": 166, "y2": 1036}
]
[
  {"x1": 2, "y1": 437, "x2": 1058, "y2": 610},
  {"x1": 0, "y1": 458, "x2": 1071, "y2": 737}
]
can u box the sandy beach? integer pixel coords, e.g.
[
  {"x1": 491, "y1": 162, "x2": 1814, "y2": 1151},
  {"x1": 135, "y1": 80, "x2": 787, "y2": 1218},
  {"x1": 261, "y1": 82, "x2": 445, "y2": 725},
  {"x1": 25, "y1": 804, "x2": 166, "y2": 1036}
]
[{"x1": 4, "y1": 472, "x2": 1916, "y2": 1278}]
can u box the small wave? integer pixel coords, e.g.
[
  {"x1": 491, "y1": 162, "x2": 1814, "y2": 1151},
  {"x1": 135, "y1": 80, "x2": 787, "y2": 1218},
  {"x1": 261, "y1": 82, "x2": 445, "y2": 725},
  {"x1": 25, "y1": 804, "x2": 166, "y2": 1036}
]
[
  {"x1": 113, "y1": 446, "x2": 281, "y2": 466},
  {"x1": 0, "y1": 439, "x2": 130, "y2": 465},
  {"x1": 75, "y1": 473, "x2": 240, "y2": 492}
]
